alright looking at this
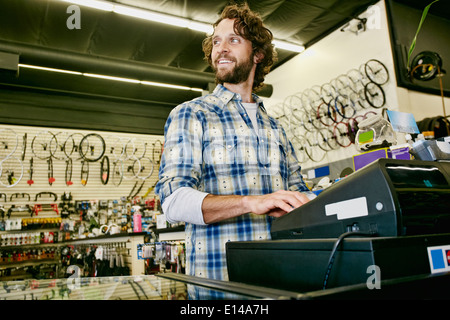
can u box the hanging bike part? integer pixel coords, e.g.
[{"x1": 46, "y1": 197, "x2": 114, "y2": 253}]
[
  {"x1": 152, "y1": 140, "x2": 163, "y2": 165},
  {"x1": 128, "y1": 180, "x2": 145, "y2": 200},
  {"x1": 112, "y1": 160, "x2": 123, "y2": 186},
  {"x1": 47, "y1": 158, "x2": 55, "y2": 186},
  {"x1": 27, "y1": 158, "x2": 34, "y2": 186},
  {"x1": 100, "y1": 155, "x2": 110, "y2": 185},
  {"x1": 0, "y1": 128, "x2": 18, "y2": 160},
  {"x1": 0, "y1": 156, "x2": 24, "y2": 188},
  {"x1": 31, "y1": 131, "x2": 57, "y2": 160},
  {"x1": 81, "y1": 160, "x2": 89, "y2": 186},
  {"x1": 79, "y1": 133, "x2": 106, "y2": 162},
  {"x1": 65, "y1": 158, "x2": 73, "y2": 186},
  {"x1": 21, "y1": 133, "x2": 27, "y2": 161}
]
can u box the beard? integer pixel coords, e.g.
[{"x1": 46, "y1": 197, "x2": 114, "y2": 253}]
[{"x1": 213, "y1": 53, "x2": 254, "y2": 85}]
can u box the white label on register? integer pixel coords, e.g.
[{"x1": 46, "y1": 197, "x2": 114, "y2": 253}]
[{"x1": 325, "y1": 197, "x2": 369, "y2": 220}]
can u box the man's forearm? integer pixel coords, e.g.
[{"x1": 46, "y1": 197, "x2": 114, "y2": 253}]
[
  {"x1": 201, "y1": 190, "x2": 311, "y2": 224},
  {"x1": 201, "y1": 194, "x2": 249, "y2": 224}
]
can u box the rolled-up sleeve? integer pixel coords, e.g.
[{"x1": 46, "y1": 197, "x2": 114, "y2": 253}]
[{"x1": 156, "y1": 103, "x2": 204, "y2": 204}]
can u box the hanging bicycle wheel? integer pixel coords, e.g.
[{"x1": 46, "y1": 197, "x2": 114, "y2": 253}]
[
  {"x1": 125, "y1": 137, "x2": 147, "y2": 160},
  {"x1": 364, "y1": 82, "x2": 386, "y2": 108},
  {"x1": 347, "y1": 115, "x2": 365, "y2": 144},
  {"x1": 304, "y1": 131, "x2": 327, "y2": 162},
  {"x1": 79, "y1": 133, "x2": 106, "y2": 162},
  {"x1": 0, "y1": 128, "x2": 18, "y2": 160},
  {"x1": 334, "y1": 95, "x2": 356, "y2": 120},
  {"x1": 333, "y1": 121, "x2": 352, "y2": 148},
  {"x1": 320, "y1": 83, "x2": 337, "y2": 105},
  {"x1": 290, "y1": 135, "x2": 308, "y2": 164},
  {"x1": 112, "y1": 160, "x2": 124, "y2": 186},
  {"x1": 0, "y1": 156, "x2": 24, "y2": 188},
  {"x1": 63, "y1": 133, "x2": 84, "y2": 159},
  {"x1": 299, "y1": 108, "x2": 319, "y2": 132},
  {"x1": 100, "y1": 155, "x2": 110, "y2": 185},
  {"x1": 50, "y1": 131, "x2": 72, "y2": 160},
  {"x1": 317, "y1": 128, "x2": 339, "y2": 151},
  {"x1": 134, "y1": 156, "x2": 154, "y2": 180},
  {"x1": 31, "y1": 131, "x2": 57, "y2": 160},
  {"x1": 122, "y1": 155, "x2": 141, "y2": 180},
  {"x1": 364, "y1": 59, "x2": 389, "y2": 85}
]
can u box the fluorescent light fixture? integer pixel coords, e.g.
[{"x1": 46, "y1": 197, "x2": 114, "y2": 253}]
[
  {"x1": 62, "y1": 0, "x2": 113, "y2": 11},
  {"x1": 272, "y1": 40, "x2": 305, "y2": 53},
  {"x1": 19, "y1": 64, "x2": 83, "y2": 75},
  {"x1": 84, "y1": 72, "x2": 141, "y2": 83},
  {"x1": 141, "y1": 80, "x2": 203, "y2": 92},
  {"x1": 113, "y1": 5, "x2": 189, "y2": 28},
  {"x1": 187, "y1": 21, "x2": 214, "y2": 34},
  {"x1": 19, "y1": 63, "x2": 203, "y2": 91}
]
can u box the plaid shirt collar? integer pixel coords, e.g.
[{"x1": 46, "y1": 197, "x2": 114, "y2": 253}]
[{"x1": 212, "y1": 84, "x2": 267, "y2": 114}]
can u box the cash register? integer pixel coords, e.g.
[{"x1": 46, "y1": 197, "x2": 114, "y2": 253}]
[{"x1": 226, "y1": 159, "x2": 450, "y2": 292}]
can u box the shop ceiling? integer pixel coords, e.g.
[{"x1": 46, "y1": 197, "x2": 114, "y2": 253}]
[{"x1": 0, "y1": 0, "x2": 383, "y2": 102}]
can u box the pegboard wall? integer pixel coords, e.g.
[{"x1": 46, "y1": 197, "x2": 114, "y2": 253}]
[{"x1": 0, "y1": 123, "x2": 164, "y2": 206}]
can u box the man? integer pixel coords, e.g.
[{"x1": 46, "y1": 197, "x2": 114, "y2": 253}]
[{"x1": 156, "y1": 3, "x2": 313, "y2": 299}]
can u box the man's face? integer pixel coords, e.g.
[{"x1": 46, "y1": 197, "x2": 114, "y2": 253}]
[{"x1": 211, "y1": 18, "x2": 256, "y2": 85}]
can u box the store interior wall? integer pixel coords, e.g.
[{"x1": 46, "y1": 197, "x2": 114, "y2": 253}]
[{"x1": 263, "y1": 0, "x2": 448, "y2": 180}]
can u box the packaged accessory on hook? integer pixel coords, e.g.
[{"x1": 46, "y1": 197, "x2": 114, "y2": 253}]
[{"x1": 355, "y1": 114, "x2": 397, "y2": 152}]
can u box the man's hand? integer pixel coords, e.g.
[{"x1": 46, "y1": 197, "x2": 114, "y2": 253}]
[
  {"x1": 202, "y1": 190, "x2": 311, "y2": 224},
  {"x1": 243, "y1": 190, "x2": 310, "y2": 218}
]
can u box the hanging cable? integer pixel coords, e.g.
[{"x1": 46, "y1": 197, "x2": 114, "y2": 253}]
[{"x1": 322, "y1": 230, "x2": 377, "y2": 290}]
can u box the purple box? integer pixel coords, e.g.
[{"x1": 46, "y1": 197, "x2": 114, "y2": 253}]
[{"x1": 353, "y1": 146, "x2": 411, "y2": 171}]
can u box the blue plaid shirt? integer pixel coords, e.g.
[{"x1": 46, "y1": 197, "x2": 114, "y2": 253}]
[{"x1": 156, "y1": 85, "x2": 308, "y2": 295}]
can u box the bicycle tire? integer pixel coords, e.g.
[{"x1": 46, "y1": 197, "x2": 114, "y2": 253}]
[
  {"x1": 79, "y1": 133, "x2": 106, "y2": 162},
  {"x1": 364, "y1": 59, "x2": 389, "y2": 85},
  {"x1": 100, "y1": 155, "x2": 110, "y2": 185},
  {"x1": 364, "y1": 82, "x2": 386, "y2": 108},
  {"x1": 31, "y1": 131, "x2": 57, "y2": 160}
]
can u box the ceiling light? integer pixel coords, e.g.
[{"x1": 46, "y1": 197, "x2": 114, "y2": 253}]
[
  {"x1": 141, "y1": 81, "x2": 203, "y2": 92},
  {"x1": 113, "y1": 5, "x2": 190, "y2": 28},
  {"x1": 62, "y1": 0, "x2": 113, "y2": 11},
  {"x1": 84, "y1": 73, "x2": 141, "y2": 83},
  {"x1": 187, "y1": 21, "x2": 214, "y2": 34},
  {"x1": 19, "y1": 63, "x2": 83, "y2": 75},
  {"x1": 19, "y1": 63, "x2": 204, "y2": 92},
  {"x1": 272, "y1": 40, "x2": 305, "y2": 53}
]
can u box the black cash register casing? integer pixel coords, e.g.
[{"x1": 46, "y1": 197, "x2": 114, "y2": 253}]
[{"x1": 226, "y1": 159, "x2": 450, "y2": 292}]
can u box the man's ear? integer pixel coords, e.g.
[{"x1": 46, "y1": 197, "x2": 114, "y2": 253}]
[{"x1": 254, "y1": 51, "x2": 264, "y2": 64}]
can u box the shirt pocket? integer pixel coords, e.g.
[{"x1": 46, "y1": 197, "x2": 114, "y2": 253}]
[{"x1": 264, "y1": 140, "x2": 290, "y2": 180}]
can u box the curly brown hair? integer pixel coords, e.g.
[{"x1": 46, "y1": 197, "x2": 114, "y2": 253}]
[{"x1": 202, "y1": 3, "x2": 277, "y2": 92}]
